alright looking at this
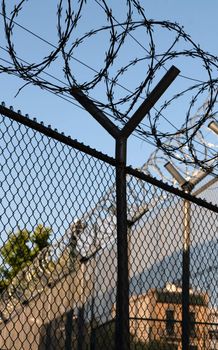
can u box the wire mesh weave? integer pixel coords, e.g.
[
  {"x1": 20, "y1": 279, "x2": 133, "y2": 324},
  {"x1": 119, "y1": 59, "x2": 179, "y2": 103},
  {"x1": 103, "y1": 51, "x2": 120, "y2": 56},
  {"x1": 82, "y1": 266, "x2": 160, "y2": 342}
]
[{"x1": 0, "y1": 108, "x2": 217, "y2": 350}]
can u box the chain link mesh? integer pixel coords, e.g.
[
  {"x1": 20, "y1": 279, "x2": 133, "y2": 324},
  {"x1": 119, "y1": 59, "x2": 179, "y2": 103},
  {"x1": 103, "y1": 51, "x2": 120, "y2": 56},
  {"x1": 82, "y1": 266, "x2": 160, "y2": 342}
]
[
  {"x1": 0, "y1": 108, "x2": 217, "y2": 349},
  {"x1": 126, "y1": 173, "x2": 217, "y2": 350}
]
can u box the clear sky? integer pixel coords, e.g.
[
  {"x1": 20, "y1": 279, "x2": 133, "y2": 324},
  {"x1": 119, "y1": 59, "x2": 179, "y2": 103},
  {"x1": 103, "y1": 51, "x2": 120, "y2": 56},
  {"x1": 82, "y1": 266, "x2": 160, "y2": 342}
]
[{"x1": 0, "y1": 0, "x2": 218, "y2": 169}]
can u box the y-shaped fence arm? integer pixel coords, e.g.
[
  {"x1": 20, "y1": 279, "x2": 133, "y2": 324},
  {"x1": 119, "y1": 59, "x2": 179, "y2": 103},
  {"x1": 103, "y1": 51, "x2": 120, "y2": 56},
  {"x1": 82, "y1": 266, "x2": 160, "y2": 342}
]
[{"x1": 71, "y1": 65, "x2": 180, "y2": 350}]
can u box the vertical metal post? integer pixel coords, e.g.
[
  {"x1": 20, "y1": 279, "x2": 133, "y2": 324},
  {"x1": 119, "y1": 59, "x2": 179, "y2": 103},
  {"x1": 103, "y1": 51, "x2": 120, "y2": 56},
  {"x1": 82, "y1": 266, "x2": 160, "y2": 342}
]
[
  {"x1": 90, "y1": 327, "x2": 96, "y2": 350},
  {"x1": 77, "y1": 263, "x2": 86, "y2": 350},
  {"x1": 65, "y1": 309, "x2": 73, "y2": 350},
  {"x1": 46, "y1": 322, "x2": 52, "y2": 350},
  {"x1": 77, "y1": 305, "x2": 85, "y2": 350},
  {"x1": 115, "y1": 137, "x2": 130, "y2": 350},
  {"x1": 90, "y1": 271, "x2": 96, "y2": 350},
  {"x1": 182, "y1": 198, "x2": 191, "y2": 350},
  {"x1": 71, "y1": 67, "x2": 180, "y2": 350}
]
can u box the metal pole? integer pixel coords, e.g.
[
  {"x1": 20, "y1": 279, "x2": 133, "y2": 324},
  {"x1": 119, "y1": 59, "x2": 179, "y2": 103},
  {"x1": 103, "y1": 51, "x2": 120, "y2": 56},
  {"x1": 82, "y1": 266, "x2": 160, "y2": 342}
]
[
  {"x1": 90, "y1": 230, "x2": 97, "y2": 350},
  {"x1": 70, "y1": 66, "x2": 179, "y2": 350},
  {"x1": 65, "y1": 309, "x2": 73, "y2": 349},
  {"x1": 164, "y1": 164, "x2": 214, "y2": 350},
  {"x1": 182, "y1": 197, "x2": 191, "y2": 350},
  {"x1": 77, "y1": 263, "x2": 86, "y2": 350},
  {"x1": 115, "y1": 137, "x2": 130, "y2": 350}
]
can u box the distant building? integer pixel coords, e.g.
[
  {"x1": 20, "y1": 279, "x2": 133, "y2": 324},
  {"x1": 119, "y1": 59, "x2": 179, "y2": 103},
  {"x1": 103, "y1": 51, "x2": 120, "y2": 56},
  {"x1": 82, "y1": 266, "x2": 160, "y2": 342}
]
[
  {"x1": 208, "y1": 310, "x2": 218, "y2": 350},
  {"x1": 112, "y1": 282, "x2": 213, "y2": 350}
]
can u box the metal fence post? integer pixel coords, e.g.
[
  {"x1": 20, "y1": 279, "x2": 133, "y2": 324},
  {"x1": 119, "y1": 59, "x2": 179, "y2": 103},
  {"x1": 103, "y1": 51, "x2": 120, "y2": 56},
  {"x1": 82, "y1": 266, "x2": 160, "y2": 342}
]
[
  {"x1": 115, "y1": 137, "x2": 130, "y2": 350},
  {"x1": 65, "y1": 310, "x2": 73, "y2": 350},
  {"x1": 182, "y1": 198, "x2": 191, "y2": 350},
  {"x1": 71, "y1": 66, "x2": 179, "y2": 350}
]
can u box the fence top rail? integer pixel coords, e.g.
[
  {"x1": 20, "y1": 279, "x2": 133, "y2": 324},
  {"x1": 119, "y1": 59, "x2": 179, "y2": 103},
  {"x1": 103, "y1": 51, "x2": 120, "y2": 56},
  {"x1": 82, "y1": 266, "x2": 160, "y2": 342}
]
[
  {"x1": 127, "y1": 167, "x2": 218, "y2": 213},
  {"x1": 0, "y1": 104, "x2": 117, "y2": 167},
  {"x1": 0, "y1": 103, "x2": 217, "y2": 213}
]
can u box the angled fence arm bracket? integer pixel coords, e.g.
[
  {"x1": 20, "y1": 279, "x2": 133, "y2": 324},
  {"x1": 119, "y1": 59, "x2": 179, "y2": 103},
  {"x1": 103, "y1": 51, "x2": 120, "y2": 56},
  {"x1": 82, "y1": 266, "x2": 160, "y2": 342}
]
[
  {"x1": 120, "y1": 65, "x2": 180, "y2": 139},
  {"x1": 71, "y1": 65, "x2": 180, "y2": 141},
  {"x1": 71, "y1": 87, "x2": 120, "y2": 139}
]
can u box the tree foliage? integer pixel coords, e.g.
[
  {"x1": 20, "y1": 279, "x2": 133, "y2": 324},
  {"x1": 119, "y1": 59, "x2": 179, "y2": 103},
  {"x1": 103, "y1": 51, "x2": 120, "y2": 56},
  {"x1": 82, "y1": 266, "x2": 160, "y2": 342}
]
[{"x1": 0, "y1": 224, "x2": 52, "y2": 292}]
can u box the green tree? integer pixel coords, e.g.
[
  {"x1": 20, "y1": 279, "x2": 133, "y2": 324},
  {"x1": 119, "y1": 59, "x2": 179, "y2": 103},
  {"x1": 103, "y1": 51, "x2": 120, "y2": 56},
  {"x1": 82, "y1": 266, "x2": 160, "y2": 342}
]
[{"x1": 0, "y1": 224, "x2": 52, "y2": 292}]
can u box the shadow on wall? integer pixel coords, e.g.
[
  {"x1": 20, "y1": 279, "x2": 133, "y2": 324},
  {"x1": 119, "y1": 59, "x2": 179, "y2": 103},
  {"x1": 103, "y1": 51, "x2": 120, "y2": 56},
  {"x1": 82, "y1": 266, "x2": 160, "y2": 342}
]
[{"x1": 38, "y1": 305, "x2": 93, "y2": 350}]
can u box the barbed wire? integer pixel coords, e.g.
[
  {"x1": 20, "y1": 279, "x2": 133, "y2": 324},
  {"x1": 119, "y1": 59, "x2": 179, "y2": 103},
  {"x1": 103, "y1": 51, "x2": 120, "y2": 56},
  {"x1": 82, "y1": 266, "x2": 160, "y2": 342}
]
[
  {"x1": 142, "y1": 109, "x2": 218, "y2": 184},
  {"x1": 0, "y1": 0, "x2": 218, "y2": 168}
]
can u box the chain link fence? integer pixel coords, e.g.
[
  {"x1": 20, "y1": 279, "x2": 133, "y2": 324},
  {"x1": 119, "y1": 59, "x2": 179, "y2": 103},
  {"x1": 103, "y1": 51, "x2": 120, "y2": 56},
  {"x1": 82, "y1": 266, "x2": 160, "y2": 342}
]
[{"x1": 0, "y1": 105, "x2": 217, "y2": 349}]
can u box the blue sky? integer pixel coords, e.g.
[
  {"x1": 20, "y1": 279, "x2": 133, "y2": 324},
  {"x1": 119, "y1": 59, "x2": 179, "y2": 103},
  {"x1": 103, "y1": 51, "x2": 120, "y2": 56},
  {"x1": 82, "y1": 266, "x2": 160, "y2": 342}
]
[{"x1": 0, "y1": 0, "x2": 218, "y2": 168}]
